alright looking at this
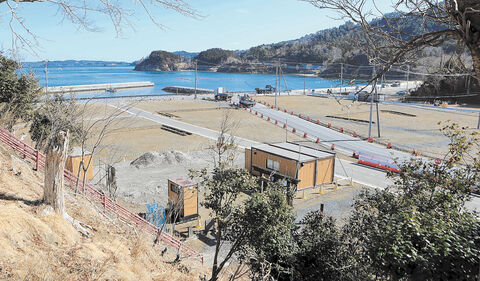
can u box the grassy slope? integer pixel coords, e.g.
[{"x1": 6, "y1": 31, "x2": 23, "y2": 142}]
[{"x1": 0, "y1": 143, "x2": 205, "y2": 280}]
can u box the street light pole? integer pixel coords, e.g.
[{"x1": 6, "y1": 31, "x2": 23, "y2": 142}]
[
  {"x1": 194, "y1": 60, "x2": 197, "y2": 99},
  {"x1": 275, "y1": 59, "x2": 280, "y2": 108},
  {"x1": 340, "y1": 63, "x2": 343, "y2": 94},
  {"x1": 303, "y1": 68, "x2": 306, "y2": 95},
  {"x1": 368, "y1": 65, "x2": 375, "y2": 139},
  {"x1": 375, "y1": 83, "x2": 381, "y2": 138}
]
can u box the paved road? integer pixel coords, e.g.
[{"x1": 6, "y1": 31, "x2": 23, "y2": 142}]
[
  {"x1": 110, "y1": 103, "x2": 394, "y2": 188},
  {"x1": 252, "y1": 104, "x2": 414, "y2": 162},
  {"x1": 111, "y1": 103, "x2": 479, "y2": 212}
]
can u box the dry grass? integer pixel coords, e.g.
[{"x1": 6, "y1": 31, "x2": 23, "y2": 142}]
[{"x1": 0, "y1": 143, "x2": 207, "y2": 280}]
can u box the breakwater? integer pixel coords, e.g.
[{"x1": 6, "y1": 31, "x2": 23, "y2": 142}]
[
  {"x1": 45, "y1": 81, "x2": 154, "y2": 93},
  {"x1": 162, "y1": 86, "x2": 214, "y2": 94}
]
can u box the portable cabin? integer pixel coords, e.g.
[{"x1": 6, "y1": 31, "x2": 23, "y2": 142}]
[
  {"x1": 245, "y1": 142, "x2": 335, "y2": 190},
  {"x1": 66, "y1": 147, "x2": 94, "y2": 181},
  {"x1": 168, "y1": 178, "x2": 199, "y2": 220}
]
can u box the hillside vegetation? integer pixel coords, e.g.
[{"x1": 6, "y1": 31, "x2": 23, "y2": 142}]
[
  {"x1": 0, "y1": 143, "x2": 204, "y2": 280},
  {"x1": 134, "y1": 51, "x2": 190, "y2": 71},
  {"x1": 135, "y1": 13, "x2": 457, "y2": 75}
]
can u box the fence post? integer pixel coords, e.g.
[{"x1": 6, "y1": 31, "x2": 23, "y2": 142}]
[
  {"x1": 23, "y1": 143, "x2": 26, "y2": 159},
  {"x1": 35, "y1": 150, "x2": 40, "y2": 171},
  {"x1": 103, "y1": 194, "x2": 106, "y2": 214}
]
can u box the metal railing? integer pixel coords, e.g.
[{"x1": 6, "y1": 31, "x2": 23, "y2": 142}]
[{"x1": 0, "y1": 126, "x2": 203, "y2": 264}]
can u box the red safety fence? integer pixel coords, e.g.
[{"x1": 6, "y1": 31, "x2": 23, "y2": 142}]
[
  {"x1": 0, "y1": 127, "x2": 203, "y2": 264},
  {"x1": 358, "y1": 159, "x2": 402, "y2": 173},
  {"x1": 357, "y1": 152, "x2": 401, "y2": 173}
]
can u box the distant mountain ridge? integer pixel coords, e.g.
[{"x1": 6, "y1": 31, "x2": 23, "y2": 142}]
[
  {"x1": 135, "y1": 13, "x2": 451, "y2": 74},
  {"x1": 22, "y1": 60, "x2": 134, "y2": 68}
]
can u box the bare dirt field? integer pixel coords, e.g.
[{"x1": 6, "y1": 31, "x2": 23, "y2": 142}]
[
  {"x1": 90, "y1": 117, "x2": 212, "y2": 163},
  {"x1": 133, "y1": 99, "x2": 305, "y2": 144},
  {"x1": 254, "y1": 95, "x2": 480, "y2": 157}
]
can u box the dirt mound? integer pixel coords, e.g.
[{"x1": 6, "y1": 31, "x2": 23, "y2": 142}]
[
  {"x1": 130, "y1": 151, "x2": 191, "y2": 168},
  {"x1": 0, "y1": 143, "x2": 204, "y2": 280}
]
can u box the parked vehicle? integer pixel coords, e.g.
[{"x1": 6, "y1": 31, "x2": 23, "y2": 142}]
[
  {"x1": 396, "y1": 90, "x2": 407, "y2": 95},
  {"x1": 105, "y1": 87, "x2": 117, "y2": 93},
  {"x1": 239, "y1": 95, "x2": 256, "y2": 107},
  {"x1": 391, "y1": 81, "x2": 401, "y2": 87}
]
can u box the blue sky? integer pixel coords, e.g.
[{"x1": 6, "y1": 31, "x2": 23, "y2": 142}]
[{"x1": 0, "y1": 0, "x2": 392, "y2": 62}]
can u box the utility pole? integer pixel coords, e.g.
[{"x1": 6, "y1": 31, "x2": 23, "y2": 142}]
[
  {"x1": 381, "y1": 74, "x2": 385, "y2": 93},
  {"x1": 340, "y1": 63, "x2": 343, "y2": 94},
  {"x1": 406, "y1": 65, "x2": 410, "y2": 94},
  {"x1": 375, "y1": 82, "x2": 381, "y2": 138},
  {"x1": 477, "y1": 112, "x2": 480, "y2": 130},
  {"x1": 466, "y1": 76, "x2": 479, "y2": 129},
  {"x1": 285, "y1": 118, "x2": 288, "y2": 142},
  {"x1": 44, "y1": 60, "x2": 49, "y2": 93},
  {"x1": 368, "y1": 65, "x2": 375, "y2": 139},
  {"x1": 275, "y1": 59, "x2": 280, "y2": 108},
  {"x1": 194, "y1": 60, "x2": 198, "y2": 99},
  {"x1": 303, "y1": 67, "x2": 306, "y2": 95}
]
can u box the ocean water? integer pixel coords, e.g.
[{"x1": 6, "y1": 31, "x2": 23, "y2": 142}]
[{"x1": 26, "y1": 66, "x2": 341, "y2": 98}]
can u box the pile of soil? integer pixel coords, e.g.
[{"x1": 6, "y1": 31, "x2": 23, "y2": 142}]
[{"x1": 130, "y1": 151, "x2": 191, "y2": 168}]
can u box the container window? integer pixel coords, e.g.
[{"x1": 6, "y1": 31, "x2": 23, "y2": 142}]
[
  {"x1": 170, "y1": 184, "x2": 180, "y2": 194},
  {"x1": 266, "y1": 159, "x2": 280, "y2": 171}
]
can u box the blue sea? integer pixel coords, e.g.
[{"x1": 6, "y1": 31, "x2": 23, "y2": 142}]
[{"x1": 27, "y1": 66, "x2": 341, "y2": 99}]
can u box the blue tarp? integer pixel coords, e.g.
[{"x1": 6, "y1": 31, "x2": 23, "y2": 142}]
[{"x1": 145, "y1": 203, "x2": 166, "y2": 227}]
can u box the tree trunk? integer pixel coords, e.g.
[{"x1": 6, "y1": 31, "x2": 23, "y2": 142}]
[
  {"x1": 44, "y1": 130, "x2": 92, "y2": 237},
  {"x1": 43, "y1": 130, "x2": 69, "y2": 214},
  {"x1": 210, "y1": 222, "x2": 222, "y2": 281},
  {"x1": 455, "y1": 0, "x2": 480, "y2": 81},
  {"x1": 467, "y1": 41, "x2": 480, "y2": 83}
]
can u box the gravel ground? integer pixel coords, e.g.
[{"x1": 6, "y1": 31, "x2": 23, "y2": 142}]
[
  {"x1": 293, "y1": 185, "x2": 364, "y2": 224},
  {"x1": 96, "y1": 149, "x2": 244, "y2": 208}
]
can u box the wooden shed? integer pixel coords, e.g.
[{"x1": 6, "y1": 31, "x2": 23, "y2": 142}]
[
  {"x1": 245, "y1": 142, "x2": 335, "y2": 190},
  {"x1": 66, "y1": 147, "x2": 94, "y2": 182},
  {"x1": 168, "y1": 178, "x2": 199, "y2": 220}
]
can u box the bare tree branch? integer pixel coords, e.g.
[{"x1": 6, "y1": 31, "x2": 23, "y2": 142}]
[
  {"x1": 301, "y1": 0, "x2": 480, "y2": 82},
  {"x1": 0, "y1": 0, "x2": 202, "y2": 57}
]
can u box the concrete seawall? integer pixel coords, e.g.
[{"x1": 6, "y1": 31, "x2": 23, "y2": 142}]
[
  {"x1": 162, "y1": 86, "x2": 214, "y2": 94},
  {"x1": 45, "y1": 81, "x2": 154, "y2": 93}
]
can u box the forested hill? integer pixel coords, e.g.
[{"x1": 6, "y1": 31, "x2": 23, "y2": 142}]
[
  {"x1": 135, "y1": 12, "x2": 451, "y2": 73},
  {"x1": 240, "y1": 12, "x2": 451, "y2": 64}
]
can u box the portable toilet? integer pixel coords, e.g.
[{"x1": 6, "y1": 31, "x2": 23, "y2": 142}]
[
  {"x1": 168, "y1": 178, "x2": 199, "y2": 220},
  {"x1": 66, "y1": 147, "x2": 94, "y2": 181}
]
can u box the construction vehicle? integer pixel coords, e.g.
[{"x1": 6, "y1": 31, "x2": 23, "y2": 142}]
[
  {"x1": 214, "y1": 87, "x2": 231, "y2": 101},
  {"x1": 255, "y1": 85, "x2": 276, "y2": 94}
]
